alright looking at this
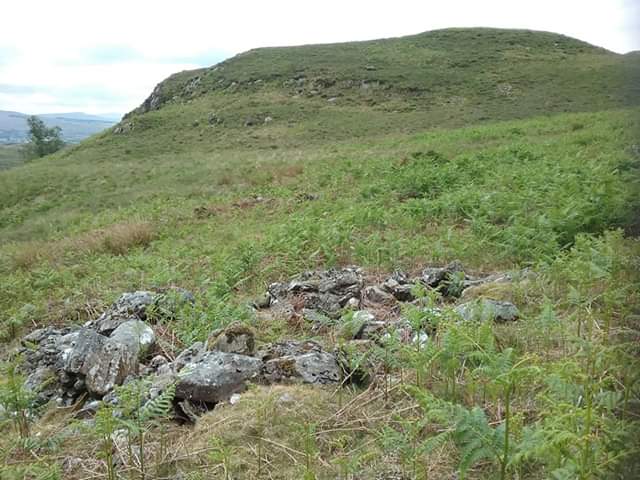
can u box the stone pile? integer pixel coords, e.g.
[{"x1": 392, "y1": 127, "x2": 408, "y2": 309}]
[{"x1": 15, "y1": 261, "x2": 521, "y2": 422}]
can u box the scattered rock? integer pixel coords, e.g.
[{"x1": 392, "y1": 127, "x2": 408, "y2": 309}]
[
  {"x1": 175, "y1": 351, "x2": 262, "y2": 403},
  {"x1": 362, "y1": 285, "x2": 396, "y2": 306},
  {"x1": 257, "y1": 340, "x2": 323, "y2": 360},
  {"x1": 90, "y1": 291, "x2": 157, "y2": 334},
  {"x1": 420, "y1": 261, "x2": 465, "y2": 290},
  {"x1": 455, "y1": 299, "x2": 520, "y2": 322},
  {"x1": 208, "y1": 112, "x2": 223, "y2": 125},
  {"x1": 208, "y1": 323, "x2": 255, "y2": 356},
  {"x1": 382, "y1": 271, "x2": 416, "y2": 301},
  {"x1": 113, "y1": 121, "x2": 134, "y2": 134},
  {"x1": 263, "y1": 352, "x2": 340, "y2": 384}
]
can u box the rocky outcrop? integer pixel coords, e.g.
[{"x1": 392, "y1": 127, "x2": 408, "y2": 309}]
[{"x1": 14, "y1": 262, "x2": 520, "y2": 422}]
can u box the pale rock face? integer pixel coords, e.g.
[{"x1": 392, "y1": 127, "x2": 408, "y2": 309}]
[
  {"x1": 455, "y1": 299, "x2": 520, "y2": 322},
  {"x1": 175, "y1": 351, "x2": 263, "y2": 403}
]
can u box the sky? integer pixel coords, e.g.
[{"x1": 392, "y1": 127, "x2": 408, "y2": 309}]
[{"x1": 1, "y1": 0, "x2": 638, "y2": 117}]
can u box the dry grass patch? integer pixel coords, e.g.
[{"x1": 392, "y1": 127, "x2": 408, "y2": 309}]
[{"x1": 6, "y1": 221, "x2": 156, "y2": 271}]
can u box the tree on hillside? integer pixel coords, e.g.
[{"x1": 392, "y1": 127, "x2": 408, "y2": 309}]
[{"x1": 22, "y1": 115, "x2": 65, "y2": 159}]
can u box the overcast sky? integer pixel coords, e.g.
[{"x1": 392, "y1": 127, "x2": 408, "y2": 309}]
[{"x1": 1, "y1": 0, "x2": 638, "y2": 117}]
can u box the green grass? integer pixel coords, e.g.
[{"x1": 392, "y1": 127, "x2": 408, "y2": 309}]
[
  {"x1": 0, "y1": 144, "x2": 24, "y2": 170},
  {"x1": 0, "y1": 28, "x2": 639, "y2": 480}
]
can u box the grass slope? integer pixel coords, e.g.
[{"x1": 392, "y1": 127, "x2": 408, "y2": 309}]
[
  {"x1": 0, "y1": 144, "x2": 23, "y2": 170},
  {"x1": 0, "y1": 28, "x2": 639, "y2": 479}
]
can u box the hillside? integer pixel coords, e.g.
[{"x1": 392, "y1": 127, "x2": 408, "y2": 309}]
[
  {"x1": 0, "y1": 28, "x2": 639, "y2": 479},
  {"x1": 0, "y1": 110, "x2": 118, "y2": 144}
]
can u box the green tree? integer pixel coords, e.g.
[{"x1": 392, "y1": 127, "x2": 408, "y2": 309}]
[{"x1": 22, "y1": 115, "x2": 65, "y2": 159}]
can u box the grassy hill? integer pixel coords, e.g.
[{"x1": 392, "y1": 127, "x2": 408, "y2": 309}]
[{"x1": 0, "y1": 28, "x2": 639, "y2": 479}]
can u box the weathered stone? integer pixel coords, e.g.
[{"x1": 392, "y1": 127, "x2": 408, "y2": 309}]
[
  {"x1": 455, "y1": 299, "x2": 520, "y2": 322},
  {"x1": 252, "y1": 294, "x2": 272, "y2": 309},
  {"x1": 362, "y1": 285, "x2": 396, "y2": 305},
  {"x1": 24, "y1": 366, "x2": 58, "y2": 403},
  {"x1": 62, "y1": 329, "x2": 106, "y2": 375},
  {"x1": 257, "y1": 340, "x2": 323, "y2": 361},
  {"x1": 420, "y1": 261, "x2": 465, "y2": 289},
  {"x1": 263, "y1": 352, "x2": 340, "y2": 384},
  {"x1": 84, "y1": 339, "x2": 140, "y2": 396},
  {"x1": 340, "y1": 310, "x2": 375, "y2": 339},
  {"x1": 173, "y1": 341, "x2": 206, "y2": 372},
  {"x1": 382, "y1": 271, "x2": 416, "y2": 301},
  {"x1": 91, "y1": 291, "x2": 157, "y2": 334},
  {"x1": 175, "y1": 351, "x2": 262, "y2": 403},
  {"x1": 109, "y1": 320, "x2": 155, "y2": 357},
  {"x1": 208, "y1": 323, "x2": 255, "y2": 356},
  {"x1": 354, "y1": 320, "x2": 389, "y2": 340}
]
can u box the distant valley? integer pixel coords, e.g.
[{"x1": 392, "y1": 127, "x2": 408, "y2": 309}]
[{"x1": 0, "y1": 110, "x2": 119, "y2": 144}]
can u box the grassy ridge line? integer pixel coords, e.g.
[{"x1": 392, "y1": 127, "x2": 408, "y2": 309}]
[{"x1": 123, "y1": 28, "x2": 639, "y2": 140}]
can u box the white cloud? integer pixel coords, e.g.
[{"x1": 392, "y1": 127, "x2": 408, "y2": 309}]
[{"x1": 1, "y1": 0, "x2": 637, "y2": 114}]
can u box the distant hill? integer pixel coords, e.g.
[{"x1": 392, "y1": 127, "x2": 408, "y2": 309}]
[
  {"x1": 0, "y1": 110, "x2": 119, "y2": 144},
  {"x1": 111, "y1": 27, "x2": 639, "y2": 152}
]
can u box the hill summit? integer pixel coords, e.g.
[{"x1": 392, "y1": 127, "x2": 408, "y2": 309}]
[{"x1": 108, "y1": 27, "x2": 640, "y2": 151}]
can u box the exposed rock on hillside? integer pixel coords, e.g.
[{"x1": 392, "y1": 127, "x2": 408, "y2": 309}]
[{"x1": 14, "y1": 262, "x2": 521, "y2": 423}]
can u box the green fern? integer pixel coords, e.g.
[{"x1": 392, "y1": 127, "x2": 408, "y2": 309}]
[{"x1": 139, "y1": 383, "x2": 176, "y2": 422}]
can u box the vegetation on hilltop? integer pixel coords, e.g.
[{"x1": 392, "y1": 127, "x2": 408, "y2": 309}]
[{"x1": 0, "y1": 28, "x2": 638, "y2": 479}]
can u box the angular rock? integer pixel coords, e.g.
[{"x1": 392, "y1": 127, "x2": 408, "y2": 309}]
[
  {"x1": 109, "y1": 320, "x2": 155, "y2": 357},
  {"x1": 420, "y1": 261, "x2": 465, "y2": 289},
  {"x1": 172, "y1": 341, "x2": 206, "y2": 373},
  {"x1": 340, "y1": 310, "x2": 375, "y2": 339},
  {"x1": 362, "y1": 285, "x2": 396, "y2": 305},
  {"x1": 382, "y1": 271, "x2": 416, "y2": 301},
  {"x1": 455, "y1": 299, "x2": 520, "y2": 322},
  {"x1": 91, "y1": 291, "x2": 157, "y2": 334},
  {"x1": 175, "y1": 351, "x2": 262, "y2": 403},
  {"x1": 257, "y1": 340, "x2": 323, "y2": 361},
  {"x1": 84, "y1": 339, "x2": 140, "y2": 396},
  {"x1": 62, "y1": 328, "x2": 106, "y2": 375},
  {"x1": 354, "y1": 320, "x2": 389, "y2": 340},
  {"x1": 263, "y1": 352, "x2": 340, "y2": 384},
  {"x1": 208, "y1": 323, "x2": 255, "y2": 356}
]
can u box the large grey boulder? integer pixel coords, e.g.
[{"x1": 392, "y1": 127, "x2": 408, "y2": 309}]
[
  {"x1": 61, "y1": 322, "x2": 154, "y2": 397},
  {"x1": 175, "y1": 351, "x2": 262, "y2": 403},
  {"x1": 455, "y1": 299, "x2": 520, "y2": 322},
  {"x1": 84, "y1": 340, "x2": 140, "y2": 396}
]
